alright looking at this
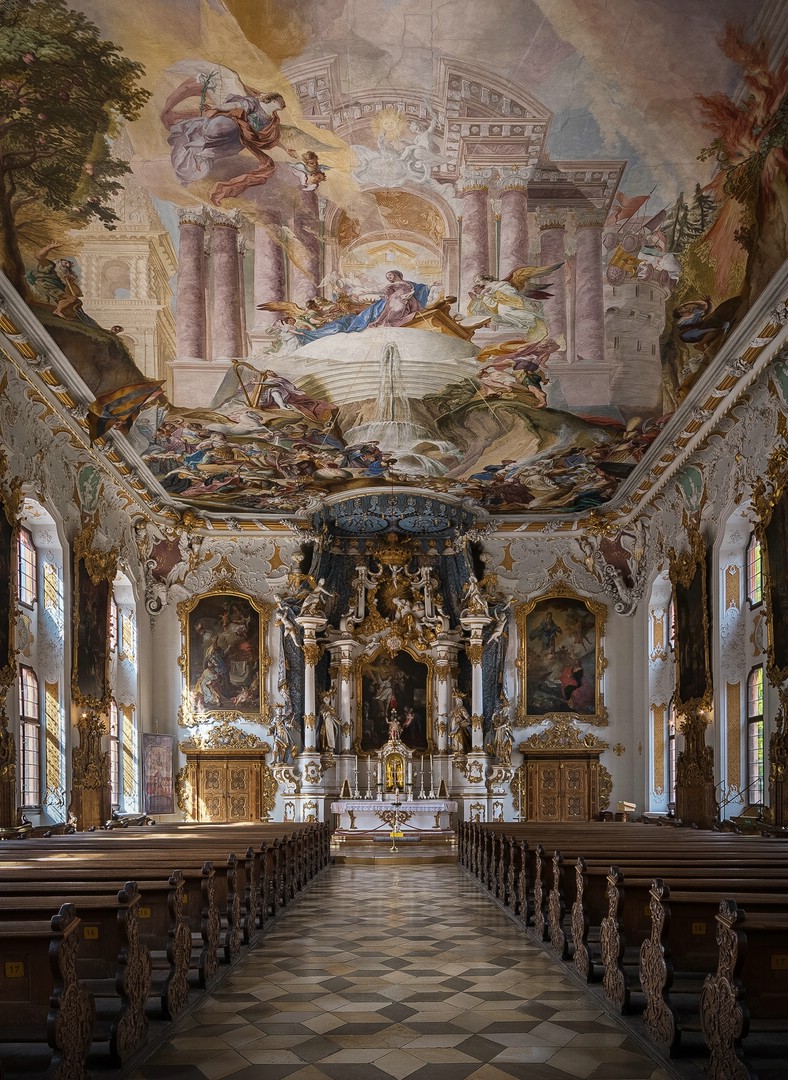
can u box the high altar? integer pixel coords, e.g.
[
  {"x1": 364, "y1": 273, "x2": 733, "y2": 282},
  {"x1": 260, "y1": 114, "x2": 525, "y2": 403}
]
[
  {"x1": 257, "y1": 516, "x2": 518, "y2": 830},
  {"x1": 330, "y1": 737, "x2": 457, "y2": 838}
]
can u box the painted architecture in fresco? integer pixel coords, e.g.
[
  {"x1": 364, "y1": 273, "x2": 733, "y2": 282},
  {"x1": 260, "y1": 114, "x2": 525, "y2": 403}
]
[{"x1": 2, "y1": 0, "x2": 787, "y2": 518}]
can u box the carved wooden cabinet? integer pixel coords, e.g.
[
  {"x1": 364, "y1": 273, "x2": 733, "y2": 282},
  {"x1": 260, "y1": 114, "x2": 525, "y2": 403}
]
[
  {"x1": 518, "y1": 749, "x2": 604, "y2": 822},
  {"x1": 181, "y1": 750, "x2": 271, "y2": 823}
]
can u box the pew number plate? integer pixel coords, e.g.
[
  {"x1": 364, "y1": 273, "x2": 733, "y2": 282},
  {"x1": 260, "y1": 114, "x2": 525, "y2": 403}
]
[
  {"x1": 691, "y1": 922, "x2": 707, "y2": 935},
  {"x1": 83, "y1": 925, "x2": 100, "y2": 940},
  {"x1": 139, "y1": 907, "x2": 152, "y2": 919},
  {"x1": 771, "y1": 954, "x2": 788, "y2": 970},
  {"x1": 4, "y1": 961, "x2": 24, "y2": 978}
]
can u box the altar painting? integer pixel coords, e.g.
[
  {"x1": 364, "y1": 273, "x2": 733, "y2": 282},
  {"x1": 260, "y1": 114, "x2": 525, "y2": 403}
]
[
  {"x1": 517, "y1": 592, "x2": 607, "y2": 725},
  {"x1": 181, "y1": 592, "x2": 268, "y2": 720},
  {"x1": 359, "y1": 649, "x2": 429, "y2": 753},
  {"x1": 0, "y1": 505, "x2": 13, "y2": 688},
  {"x1": 760, "y1": 476, "x2": 788, "y2": 682},
  {"x1": 72, "y1": 554, "x2": 111, "y2": 708},
  {"x1": 670, "y1": 534, "x2": 711, "y2": 710}
]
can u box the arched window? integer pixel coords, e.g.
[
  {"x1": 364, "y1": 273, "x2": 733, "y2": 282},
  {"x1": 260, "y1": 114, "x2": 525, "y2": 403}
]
[
  {"x1": 17, "y1": 526, "x2": 37, "y2": 607},
  {"x1": 746, "y1": 534, "x2": 763, "y2": 607},
  {"x1": 18, "y1": 665, "x2": 41, "y2": 808},
  {"x1": 109, "y1": 699, "x2": 120, "y2": 808},
  {"x1": 746, "y1": 665, "x2": 764, "y2": 805},
  {"x1": 667, "y1": 699, "x2": 677, "y2": 808}
]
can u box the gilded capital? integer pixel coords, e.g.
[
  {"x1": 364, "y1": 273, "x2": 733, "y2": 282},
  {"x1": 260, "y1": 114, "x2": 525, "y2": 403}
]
[{"x1": 536, "y1": 206, "x2": 567, "y2": 231}]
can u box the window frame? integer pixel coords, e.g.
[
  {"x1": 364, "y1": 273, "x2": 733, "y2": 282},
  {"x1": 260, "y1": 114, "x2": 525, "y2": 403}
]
[
  {"x1": 746, "y1": 664, "x2": 765, "y2": 806},
  {"x1": 18, "y1": 663, "x2": 41, "y2": 809},
  {"x1": 17, "y1": 526, "x2": 37, "y2": 609},
  {"x1": 746, "y1": 533, "x2": 763, "y2": 609}
]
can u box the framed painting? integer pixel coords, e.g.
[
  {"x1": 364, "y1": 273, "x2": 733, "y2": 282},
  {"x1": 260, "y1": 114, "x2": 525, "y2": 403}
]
[
  {"x1": 357, "y1": 648, "x2": 430, "y2": 753},
  {"x1": 0, "y1": 501, "x2": 15, "y2": 697},
  {"x1": 179, "y1": 591, "x2": 270, "y2": 722},
  {"x1": 516, "y1": 587, "x2": 608, "y2": 725},
  {"x1": 71, "y1": 542, "x2": 115, "y2": 709},
  {"x1": 143, "y1": 733, "x2": 174, "y2": 815},
  {"x1": 756, "y1": 462, "x2": 788, "y2": 683},
  {"x1": 669, "y1": 528, "x2": 712, "y2": 710}
]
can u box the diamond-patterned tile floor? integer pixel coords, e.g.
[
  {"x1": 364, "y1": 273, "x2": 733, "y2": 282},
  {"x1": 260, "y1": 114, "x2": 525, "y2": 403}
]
[{"x1": 126, "y1": 864, "x2": 673, "y2": 1080}]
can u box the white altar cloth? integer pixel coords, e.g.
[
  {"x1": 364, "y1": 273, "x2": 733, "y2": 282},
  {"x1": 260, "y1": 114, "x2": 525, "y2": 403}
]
[{"x1": 330, "y1": 798, "x2": 457, "y2": 835}]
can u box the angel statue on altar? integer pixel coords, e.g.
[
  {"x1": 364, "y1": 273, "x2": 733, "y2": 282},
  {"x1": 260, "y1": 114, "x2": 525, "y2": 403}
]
[{"x1": 160, "y1": 61, "x2": 332, "y2": 205}]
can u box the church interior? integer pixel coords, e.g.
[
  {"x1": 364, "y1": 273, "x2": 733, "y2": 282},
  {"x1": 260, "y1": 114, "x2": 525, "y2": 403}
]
[{"x1": 1, "y1": 1, "x2": 788, "y2": 1077}]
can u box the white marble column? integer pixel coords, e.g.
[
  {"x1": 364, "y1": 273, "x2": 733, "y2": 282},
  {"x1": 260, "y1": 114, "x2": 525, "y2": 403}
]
[
  {"x1": 328, "y1": 639, "x2": 359, "y2": 753},
  {"x1": 462, "y1": 617, "x2": 492, "y2": 751},
  {"x1": 175, "y1": 207, "x2": 209, "y2": 359},
  {"x1": 537, "y1": 208, "x2": 568, "y2": 355},
  {"x1": 210, "y1": 209, "x2": 245, "y2": 359},
  {"x1": 574, "y1": 209, "x2": 606, "y2": 362},
  {"x1": 432, "y1": 642, "x2": 457, "y2": 753},
  {"x1": 296, "y1": 615, "x2": 327, "y2": 752}
]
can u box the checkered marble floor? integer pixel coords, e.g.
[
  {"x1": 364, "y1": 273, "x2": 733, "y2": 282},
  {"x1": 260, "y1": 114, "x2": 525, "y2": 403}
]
[{"x1": 127, "y1": 864, "x2": 673, "y2": 1080}]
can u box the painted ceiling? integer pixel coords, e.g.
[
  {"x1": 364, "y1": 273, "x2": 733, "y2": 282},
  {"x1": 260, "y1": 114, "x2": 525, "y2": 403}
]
[{"x1": 2, "y1": 0, "x2": 787, "y2": 522}]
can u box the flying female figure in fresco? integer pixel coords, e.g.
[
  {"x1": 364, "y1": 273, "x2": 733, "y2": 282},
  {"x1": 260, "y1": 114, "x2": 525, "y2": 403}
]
[
  {"x1": 467, "y1": 263, "x2": 562, "y2": 335},
  {"x1": 160, "y1": 61, "x2": 331, "y2": 205}
]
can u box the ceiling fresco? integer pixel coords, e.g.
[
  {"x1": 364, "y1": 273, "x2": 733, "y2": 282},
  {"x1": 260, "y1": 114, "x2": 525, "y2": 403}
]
[{"x1": 1, "y1": 0, "x2": 787, "y2": 520}]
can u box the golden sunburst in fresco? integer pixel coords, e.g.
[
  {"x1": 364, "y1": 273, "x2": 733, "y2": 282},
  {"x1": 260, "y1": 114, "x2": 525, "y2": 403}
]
[{"x1": 374, "y1": 106, "x2": 409, "y2": 143}]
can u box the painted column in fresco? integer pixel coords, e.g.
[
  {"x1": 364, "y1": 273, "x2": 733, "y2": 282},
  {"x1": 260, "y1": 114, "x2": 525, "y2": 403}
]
[
  {"x1": 537, "y1": 207, "x2": 568, "y2": 356},
  {"x1": 456, "y1": 176, "x2": 490, "y2": 317},
  {"x1": 289, "y1": 190, "x2": 321, "y2": 306},
  {"x1": 210, "y1": 209, "x2": 245, "y2": 359},
  {"x1": 498, "y1": 173, "x2": 529, "y2": 279},
  {"x1": 574, "y1": 209, "x2": 606, "y2": 363},
  {"x1": 175, "y1": 207, "x2": 209, "y2": 359},
  {"x1": 253, "y1": 218, "x2": 286, "y2": 328}
]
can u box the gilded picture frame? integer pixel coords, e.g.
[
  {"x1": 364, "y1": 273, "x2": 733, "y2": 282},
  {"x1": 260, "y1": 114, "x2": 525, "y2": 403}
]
[
  {"x1": 356, "y1": 646, "x2": 432, "y2": 753},
  {"x1": 0, "y1": 494, "x2": 16, "y2": 701},
  {"x1": 71, "y1": 532, "x2": 116, "y2": 709},
  {"x1": 178, "y1": 590, "x2": 271, "y2": 725},
  {"x1": 516, "y1": 585, "x2": 608, "y2": 726},
  {"x1": 669, "y1": 526, "x2": 712, "y2": 711},
  {"x1": 754, "y1": 443, "x2": 788, "y2": 685}
]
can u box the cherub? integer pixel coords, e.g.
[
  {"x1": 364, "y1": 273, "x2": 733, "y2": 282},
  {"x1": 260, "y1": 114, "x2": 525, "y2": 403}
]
[{"x1": 290, "y1": 151, "x2": 331, "y2": 192}]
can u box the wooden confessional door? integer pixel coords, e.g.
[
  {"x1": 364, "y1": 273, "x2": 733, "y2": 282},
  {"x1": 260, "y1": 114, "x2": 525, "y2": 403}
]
[
  {"x1": 522, "y1": 750, "x2": 601, "y2": 822},
  {"x1": 183, "y1": 751, "x2": 265, "y2": 823}
]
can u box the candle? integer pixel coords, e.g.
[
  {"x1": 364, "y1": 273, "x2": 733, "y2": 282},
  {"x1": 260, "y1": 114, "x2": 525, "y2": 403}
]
[{"x1": 430, "y1": 754, "x2": 434, "y2": 792}]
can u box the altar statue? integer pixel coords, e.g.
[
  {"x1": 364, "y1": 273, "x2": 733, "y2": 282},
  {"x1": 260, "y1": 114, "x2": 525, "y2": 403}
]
[
  {"x1": 490, "y1": 698, "x2": 514, "y2": 765},
  {"x1": 448, "y1": 689, "x2": 472, "y2": 753},
  {"x1": 387, "y1": 708, "x2": 403, "y2": 742},
  {"x1": 300, "y1": 576, "x2": 335, "y2": 617},
  {"x1": 269, "y1": 704, "x2": 297, "y2": 765},
  {"x1": 319, "y1": 691, "x2": 339, "y2": 752}
]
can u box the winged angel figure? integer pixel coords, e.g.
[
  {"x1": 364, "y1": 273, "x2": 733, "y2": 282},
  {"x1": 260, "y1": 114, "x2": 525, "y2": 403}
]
[{"x1": 160, "y1": 61, "x2": 334, "y2": 205}]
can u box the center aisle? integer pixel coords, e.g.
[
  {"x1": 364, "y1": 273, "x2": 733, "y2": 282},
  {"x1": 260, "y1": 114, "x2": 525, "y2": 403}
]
[{"x1": 128, "y1": 864, "x2": 672, "y2": 1080}]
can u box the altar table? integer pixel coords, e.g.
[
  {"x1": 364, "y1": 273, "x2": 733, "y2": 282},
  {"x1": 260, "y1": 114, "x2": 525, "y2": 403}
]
[{"x1": 330, "y1": 798, "x2": 457, "y2": 837}]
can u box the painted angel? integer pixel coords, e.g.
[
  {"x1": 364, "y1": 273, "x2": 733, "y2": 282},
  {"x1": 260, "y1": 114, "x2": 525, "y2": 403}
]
[
  {"x1": 290, "y1": 151, "x2": 331, "y2": 192},
  {"x1": 467, "y1": 262, "x2": 563, "y2": 335},
  {"x1": 160, "y1": 61, "x2": 333, "y2": 205}
]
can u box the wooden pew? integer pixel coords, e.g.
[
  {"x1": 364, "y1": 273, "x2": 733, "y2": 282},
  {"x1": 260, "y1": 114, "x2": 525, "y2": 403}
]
[
  {"x1": 701, "y1": 899, "x2": 788, "y2": 1080},
  {"x1": 599, "y1": 868, "x2": 788, "y2": 1017},
  {"x1": 641, "y1": 884, "x2": 788, "y2": 1062},
  {"x1": 0, "y1": 871, "x2": 190, "y2": 1020},
  {"x1": 0, "y1": 883, "x2": 150, "y2": 1067},
  {"x1": 0, "y1": 904, "x2": 94, "y2": 1080}
]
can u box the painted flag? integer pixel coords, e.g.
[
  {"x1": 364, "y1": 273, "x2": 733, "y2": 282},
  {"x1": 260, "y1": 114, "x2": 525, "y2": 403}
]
[
  {"x1": 607, "y1": 190, "x2": 650, "y2": 224},
  {"x1": 87, "y1": 380, "x2": 165, "y2": 441},
  {"x1": 608, "y1": 246, "x2": 639, "y2": 275}
]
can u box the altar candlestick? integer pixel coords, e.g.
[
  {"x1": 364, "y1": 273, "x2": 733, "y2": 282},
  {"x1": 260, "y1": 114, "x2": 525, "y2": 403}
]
[{"x1": 367, "y1": 756, "x2": 372, "y2": 798}]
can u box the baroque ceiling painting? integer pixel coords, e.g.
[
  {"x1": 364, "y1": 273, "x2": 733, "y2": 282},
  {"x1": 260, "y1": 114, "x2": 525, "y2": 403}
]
[{"x1": 2, "y1": 0, "x2": 787, "y2": 521}]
